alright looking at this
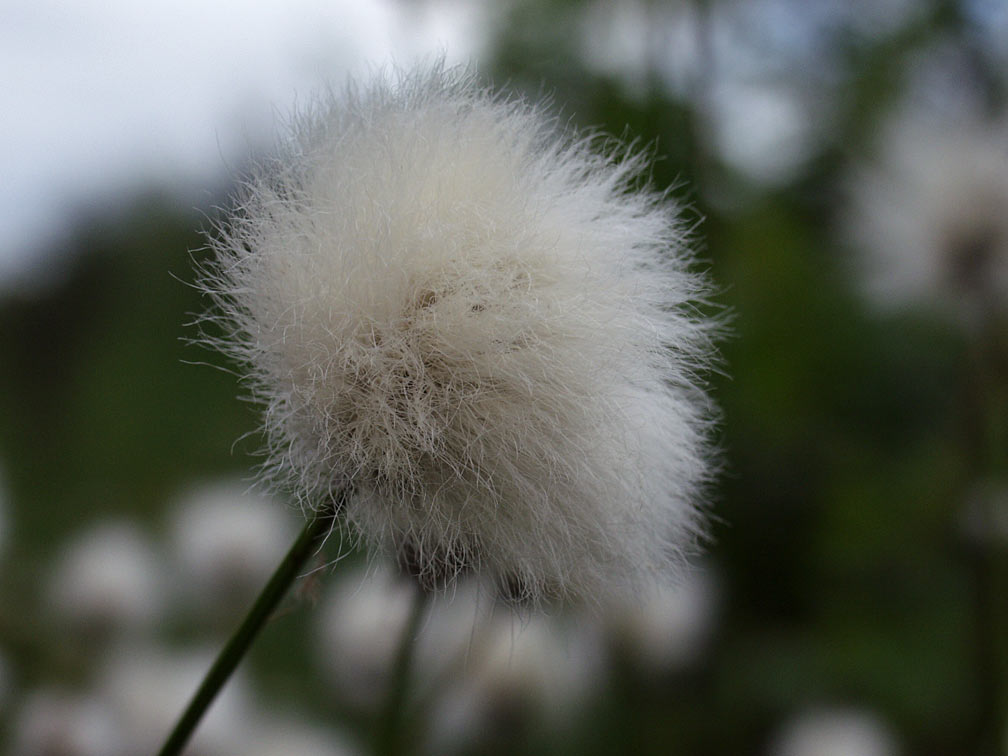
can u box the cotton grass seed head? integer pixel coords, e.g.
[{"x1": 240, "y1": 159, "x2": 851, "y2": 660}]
[
  {"x1": 847, "y1": 107, "x2": 1008, "y2": 327},
  {"x1": 197, "y1": 62, "x2": 720, "y2": 605},
  {"x1": 168, "y1": 479, "x2": 297, "y2": 614},
  {"x1": 769, "y1": 708, "x2": 901, "y2": 756},
  {"x1": 48, "y1": 520, "x2": 164, "y2": 637}
]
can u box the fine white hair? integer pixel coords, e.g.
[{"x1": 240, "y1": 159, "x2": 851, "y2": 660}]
[{"x1": 197, "y1": 61, "x2": 720, "y2": 605}]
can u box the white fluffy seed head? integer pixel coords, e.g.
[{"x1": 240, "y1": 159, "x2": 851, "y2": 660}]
[
  {"x1": 168, "y1": 479, "x2": 298, "y2": 614},
  {"x1": 48, "y1": 520, "x2": 164, "y2": 636},
  {"x1": 240, "y1": 717, "x2": 361, "y2": 756},
  {"x1": 314, "y1": 564, "x2": 417, "y2": 710},
  {"x1": 98, "y1": 644, "x2": 254, "y2": 756},
  {"x1": 605, "y1": 564, "x2": 719, "y2": 673},
  {"x1": 198, "y1": 61, "x2": 719, "y2": 605},
  {"x1": 12, "y1": 688, "x2": 125, "y2": 756},
  {"x1": 846, "y1": 108, "x2": 1008, "y2": 327}
]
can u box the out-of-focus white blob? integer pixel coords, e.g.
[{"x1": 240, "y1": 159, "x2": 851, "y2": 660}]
[
  {"x1": 424, "y1": 611, "x2": 604, "y2": 754},
  {"x1": 605, "y1": 567, "x2": 720, "y2": 675},
  {"x1": 472, "y1": 613, "x2": 603, "y2": 715},
  {"x1": 958, "y1": 479, "x2": 1008, "y2": 546},
  {"x1": 240, "y1": 716, "x2": 360, "y2": 756},
  {"x1": 578, "y1": 0, "x2": 701, "y2": 97},
  {"x1": 770, "y1": 708, "x2": 901, "y2": 756},
  {"x1": 48, "y1": 519, "x2": 163, "y2": 637},
  {"x1": 10, "y1": 687, "x2": 125, "y2": 756},
  {"x1": 847, "y1": 107, "x2": 1008, "y2": 328},
  {"x1": 97, "y1": 644, "x2": 254, "y2": 756},
  {"x1": 413, "y1": 578, "x2": 493, "y2": 690},
  {"x1": 168, "y1": 480, "x2": 298, "y2": 616},
  {"x1": 314, "y1": 565, "x2": 417, "y2": 710},
  {"x1": 707, "y1": 81, "x2": 819, "y2": 186}
]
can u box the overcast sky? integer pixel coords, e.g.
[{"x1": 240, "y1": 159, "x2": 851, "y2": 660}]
[
  {"x1": 0, "y1": 0, "x2": 487, "y2": 288},
  {"x1": 7, "y1": 0, "x2": 1001, "y2": 291}
]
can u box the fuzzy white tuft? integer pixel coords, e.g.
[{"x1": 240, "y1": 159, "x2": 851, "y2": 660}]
[
  {"x1": 846, "y1": 107, "x2": 1008, "y2": 327},
  {"x1": 198, "y1": 62, "x2": 719, "y2": 604}
]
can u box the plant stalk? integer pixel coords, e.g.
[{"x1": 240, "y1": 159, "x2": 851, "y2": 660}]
[{"x1": 157, "y1": 507, "x2": 335, "y2": 756}]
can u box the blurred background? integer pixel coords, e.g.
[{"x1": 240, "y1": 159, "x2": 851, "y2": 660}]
[{"x1": 2, "y1": 0, "x2": 1007, "y2": 754}]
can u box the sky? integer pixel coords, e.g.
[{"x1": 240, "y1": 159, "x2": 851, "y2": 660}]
[
  {"x1": 6, "y1": 0, "x2": 998, "y2": 292},
  {"x1": 0, "y1": 0, "x2": 487, "y2": 289}
]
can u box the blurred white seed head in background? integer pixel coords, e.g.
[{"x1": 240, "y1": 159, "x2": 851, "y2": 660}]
[
  {"x1": 198, "y1": 60, "x2": 721, "y2": 605},
  {"x1": 97, "y1": 644, "x2": 255, "y2": 756},
  {"x1": 605, "y1": 564, "x2": 719, "y2": 674},
  {"x1": 413, "y1": 577, "x2": 493, "y2": 687},
  {"x1": 314, "y1": 564, "x2": 417, "y2": 710},
  {"x1": 847, "y1": 107, "x2": 1008, "y2": 327},
  {"x1": 424, "y1": 610, "x2": 604, "y2": 754},
  {"x1": 471, "y1": 612, "x2": 605, "y2": 715},
  {"x1": 47, "y1": 520, "x2": 164, "y2": 637},
  {"x1": 168, "y1": 480, "x2": 298, "y2": 614},
  {"x1": 958, "y1": 478, "x2": 1008, "y2": 547},
  {"x1": 239, "y1": 716, "x2": 361, "y2": 756},
  {"x1": 770, "y1": 708, "x2": 901, "y2": 756},
  {"x1": 10, "y1": 687, "x2": 125, "y2": 756}
]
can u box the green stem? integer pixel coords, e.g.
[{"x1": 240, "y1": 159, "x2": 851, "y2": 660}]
[
  {"x1": 375, "y1": 581, "x2": 430, "y2": 756},
  {"x1": 157, "y1": 508, "x2": 336, "y2": 756}
]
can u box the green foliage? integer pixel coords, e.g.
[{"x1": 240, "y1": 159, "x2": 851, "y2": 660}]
[{"x1": 0, "y1": 195, "x2": 256, "y2": 546}]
